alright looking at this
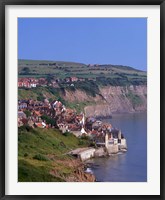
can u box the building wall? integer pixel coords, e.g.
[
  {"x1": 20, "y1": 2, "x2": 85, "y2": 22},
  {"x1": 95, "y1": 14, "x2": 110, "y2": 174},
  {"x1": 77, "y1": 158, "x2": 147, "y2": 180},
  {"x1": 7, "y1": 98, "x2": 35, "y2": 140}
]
[
  {"x1": 106, "y1": 144, "x2": 118, "y2": 154},
  {"x1": 120, "y1": 138, "x2": 127, "y2": 149},
  {"x1": 79, "y1": 149, "x2": 95, "y2": 161}
]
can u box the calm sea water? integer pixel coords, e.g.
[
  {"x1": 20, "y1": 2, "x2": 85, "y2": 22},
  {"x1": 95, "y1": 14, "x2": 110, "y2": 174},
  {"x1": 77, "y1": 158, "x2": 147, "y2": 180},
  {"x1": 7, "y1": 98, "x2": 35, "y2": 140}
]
[{"x1": 88, "y1": 112, "x2": 147, "y2": 182}]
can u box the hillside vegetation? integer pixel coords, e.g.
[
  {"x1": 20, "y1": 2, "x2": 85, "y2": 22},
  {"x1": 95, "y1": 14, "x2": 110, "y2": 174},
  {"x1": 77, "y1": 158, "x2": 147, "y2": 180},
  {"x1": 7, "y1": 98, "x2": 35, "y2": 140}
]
[
  {"x1": 18, "y1": 84, "x2": 147, "y2": 115},
  {"x1": 18, "y1": 126, "x2": 93, "y2": 182},
  {"x1": 18, "y1": 59, "x2": 147, "y2": 115},
  {"x1": 18, "y1": 59, "x2": 147, "y2": 85}
]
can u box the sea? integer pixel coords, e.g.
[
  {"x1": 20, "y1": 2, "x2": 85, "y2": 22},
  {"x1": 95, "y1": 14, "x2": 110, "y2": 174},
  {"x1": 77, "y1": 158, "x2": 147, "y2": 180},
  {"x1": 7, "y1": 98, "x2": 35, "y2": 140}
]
[{"x1": 86, "y1": 112, "x2": 147, "y2": 182}]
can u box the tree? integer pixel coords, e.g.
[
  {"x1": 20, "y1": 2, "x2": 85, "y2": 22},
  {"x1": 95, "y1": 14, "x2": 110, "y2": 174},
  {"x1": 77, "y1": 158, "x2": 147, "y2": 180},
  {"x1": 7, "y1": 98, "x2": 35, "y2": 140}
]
[
  {"x1": 41, "y1": 115, "x2": 57, "y2": 127},
  {"x1": 24, "y1": 110, "x2": 31, "y2": 118},
  {"x1": 22, "y1": 67, "x2": 30, "y2": 74}
]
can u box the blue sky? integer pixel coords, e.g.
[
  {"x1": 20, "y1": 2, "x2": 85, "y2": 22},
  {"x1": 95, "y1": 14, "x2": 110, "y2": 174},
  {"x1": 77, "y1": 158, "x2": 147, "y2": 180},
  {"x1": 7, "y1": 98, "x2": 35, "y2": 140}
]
[{"x1": 18, "y1": 18, "x2": 147, "y2": 71}]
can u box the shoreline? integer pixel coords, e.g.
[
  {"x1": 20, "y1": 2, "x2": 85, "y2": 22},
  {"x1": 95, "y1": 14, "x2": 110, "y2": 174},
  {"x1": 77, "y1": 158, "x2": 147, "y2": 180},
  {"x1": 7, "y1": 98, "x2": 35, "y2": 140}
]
[
  {"x1": 83, "y1": 150, "x2": 127, "y2": 182},
  {"x1": 93, "y1": 110, "x2": 147, "y2": 120},
  {"x1": 69, "y1": 146, "x2": 127, "y2": 162}
]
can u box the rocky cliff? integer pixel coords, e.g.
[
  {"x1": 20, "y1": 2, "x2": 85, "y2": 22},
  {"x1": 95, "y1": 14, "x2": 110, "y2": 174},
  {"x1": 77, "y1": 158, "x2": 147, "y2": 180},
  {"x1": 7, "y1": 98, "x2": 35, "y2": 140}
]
[
  {"x1": 50, "y1": 159, "x2": 96, "y2": 182},
  {"x1": 62, "y1": 85, "x2": 147, "y2": 118}
]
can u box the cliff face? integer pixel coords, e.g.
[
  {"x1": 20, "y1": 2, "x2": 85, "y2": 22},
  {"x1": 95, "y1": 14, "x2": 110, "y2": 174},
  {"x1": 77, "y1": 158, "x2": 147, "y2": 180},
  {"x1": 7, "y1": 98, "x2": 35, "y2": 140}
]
[
  {"x1": 63, "y1": 89, "x2": 103, "y2": 103},
  {"x1": 98, "y1": 85, "x2": 147, "y2": 114},
  {"x1": 63, "y1": 85, "x2": 147, "y2": 118}
]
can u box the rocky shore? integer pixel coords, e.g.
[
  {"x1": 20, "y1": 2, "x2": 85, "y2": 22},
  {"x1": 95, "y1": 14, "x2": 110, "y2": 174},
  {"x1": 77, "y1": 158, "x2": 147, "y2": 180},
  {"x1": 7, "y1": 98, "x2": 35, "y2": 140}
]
[{"x1": 49, "y1": 158, "x2": 96, "y2": 182}]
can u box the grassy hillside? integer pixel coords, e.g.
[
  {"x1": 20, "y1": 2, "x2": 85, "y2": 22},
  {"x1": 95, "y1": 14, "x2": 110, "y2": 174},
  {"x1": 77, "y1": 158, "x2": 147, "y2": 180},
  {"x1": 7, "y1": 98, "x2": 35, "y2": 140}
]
[
  {"x1": 18, "y1": 126, "x2": 91, "y2": 182},
  {"x1": 18, "y1": 87, "x2": 57, "y2": 101},
  {"x1": 18, "y1": 59, "x2": 147, "y2": 83}
]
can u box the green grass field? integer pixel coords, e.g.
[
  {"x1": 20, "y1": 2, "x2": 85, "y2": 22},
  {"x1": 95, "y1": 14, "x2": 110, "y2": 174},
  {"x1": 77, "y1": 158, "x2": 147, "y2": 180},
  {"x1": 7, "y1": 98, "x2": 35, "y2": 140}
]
[
  {"x1": 18, "y1": 59, "x2": 147, "y2": 82},
  {"x1": 18, "y1": 126, "x2": 91, "y2": 182}
]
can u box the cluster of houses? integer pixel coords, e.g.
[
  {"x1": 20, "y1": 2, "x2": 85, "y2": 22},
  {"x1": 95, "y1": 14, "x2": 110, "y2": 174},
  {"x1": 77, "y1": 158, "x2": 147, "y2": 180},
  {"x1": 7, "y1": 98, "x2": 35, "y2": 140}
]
[
  {"x1": 18, "y1": 98, "x2": 84, "y2": 130},
  {"x1": 18, "y1": 78, "x2": 55, "y2": 88},
  {"x1": 18, "y1": 78, "x2": 38, "y2": 88},
  {"x1": 18, "y1": 76, "x2": 87, "y2": 88},
  {"x1": 18, "y1": 97, "x2": 127, "y2": 154}
]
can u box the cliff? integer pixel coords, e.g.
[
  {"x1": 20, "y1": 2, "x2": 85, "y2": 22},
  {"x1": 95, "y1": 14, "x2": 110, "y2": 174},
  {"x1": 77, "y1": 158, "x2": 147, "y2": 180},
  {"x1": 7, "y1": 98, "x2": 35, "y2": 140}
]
[
  {"x1": 62, "y1": 85, "x2": 147, "y2": 118},
  {"x1": 18, "y1": 84, "x2": 147, "y2": 118}
]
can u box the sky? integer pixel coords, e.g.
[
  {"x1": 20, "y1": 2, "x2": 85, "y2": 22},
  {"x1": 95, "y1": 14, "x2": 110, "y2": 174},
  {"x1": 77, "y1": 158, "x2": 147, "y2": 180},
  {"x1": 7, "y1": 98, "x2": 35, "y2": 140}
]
[{"x1": 18, "y1": 18, "x2": 147, "y2": 71}]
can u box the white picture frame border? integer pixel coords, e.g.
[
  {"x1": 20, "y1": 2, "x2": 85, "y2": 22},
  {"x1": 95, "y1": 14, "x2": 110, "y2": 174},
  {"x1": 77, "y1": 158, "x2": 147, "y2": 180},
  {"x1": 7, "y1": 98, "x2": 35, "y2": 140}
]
[{"x1": 5, "y1": 5, "x2": 160, "y2": 195}]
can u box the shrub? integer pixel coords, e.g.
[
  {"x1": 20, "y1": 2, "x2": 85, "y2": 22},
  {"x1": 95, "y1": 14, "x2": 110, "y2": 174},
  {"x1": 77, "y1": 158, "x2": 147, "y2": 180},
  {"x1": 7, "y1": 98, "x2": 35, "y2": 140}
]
[
  {"x1": 37, "y1": 95, "x2": 45, "y2": 102},
  {"x1": 24, "y1": 153, "x2": 28, "y2": 157},
  {"x1": 41, "y1": 115, "x2": 57, "y2": 127},
  {"x1": 126, "y1": 92, "x2": 143, "y2": 108},
  {"x1": 24, "y1": 110, "x2": 31, "y2": 118},
  {"x1": 18, "y1": 125, "x2": 33, "y2": 133},
  {"x1": 78, "y1": 139, "x2": 85, "y2": 145},
  {"x1": 81, "y1": 135, "x2": 89, "y2": 140},
  {"x1": 21, "y1": 67, "x2": 30, "y2": 74},
  {"x1": 63, "y1": 131, "x2": 70, "y2": 136},
  {"x1": 74, "y1": 81, "x2": 99, "y2": 97},
  {"x1": 33, "y1": 154, "x2": 49, "y2": 161}
]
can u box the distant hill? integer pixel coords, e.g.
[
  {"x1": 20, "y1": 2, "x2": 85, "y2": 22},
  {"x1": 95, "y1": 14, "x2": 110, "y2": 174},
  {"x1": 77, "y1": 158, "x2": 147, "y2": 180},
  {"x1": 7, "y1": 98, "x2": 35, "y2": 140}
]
[
  {"x1": 18, "y1": 59, "x2": 86, "y2": 67},
  {"x1": 18, "y1": 59, "x2": 147, "y2": 81}
]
